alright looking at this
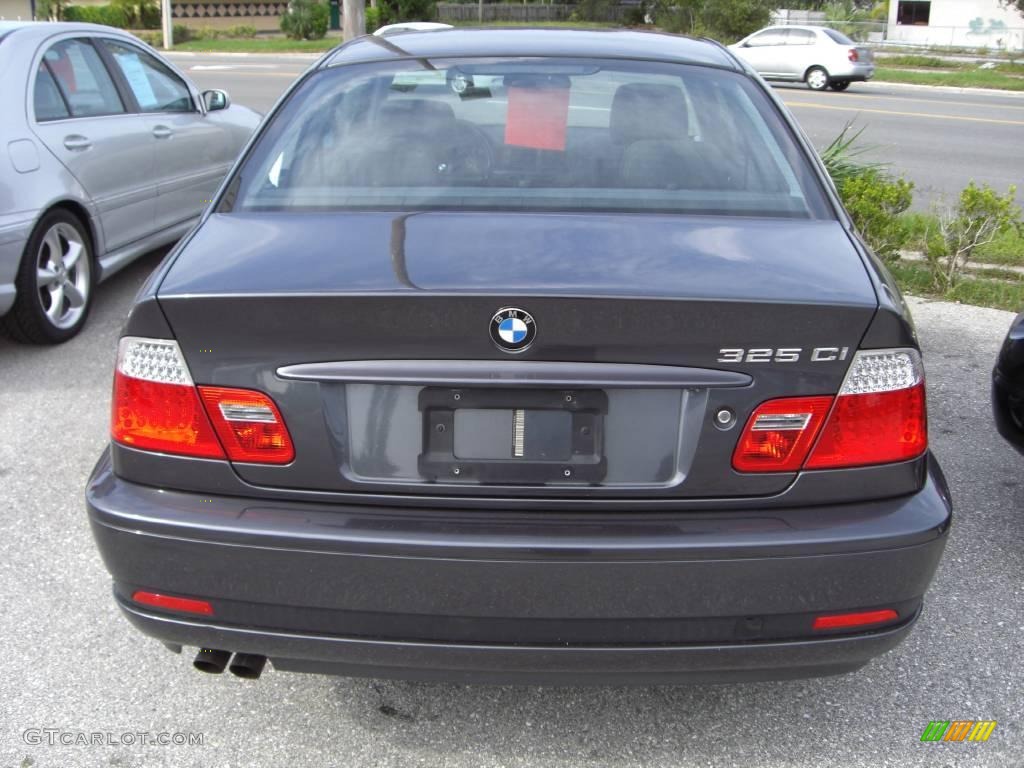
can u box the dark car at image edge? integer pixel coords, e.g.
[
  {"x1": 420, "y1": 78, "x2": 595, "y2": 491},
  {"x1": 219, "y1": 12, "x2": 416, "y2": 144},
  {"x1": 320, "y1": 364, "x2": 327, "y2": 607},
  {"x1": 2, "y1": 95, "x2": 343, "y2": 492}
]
[
  {"x1": 993, "y1": 312, "x2": 1024, "y2": 454},
  {"x1": 85, "y1": 28, "x2": 952, "y2": 685}
]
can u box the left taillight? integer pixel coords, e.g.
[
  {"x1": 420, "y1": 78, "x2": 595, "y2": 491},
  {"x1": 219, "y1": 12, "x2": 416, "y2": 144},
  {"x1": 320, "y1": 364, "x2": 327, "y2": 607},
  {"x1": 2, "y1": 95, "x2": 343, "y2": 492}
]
[
  {"x1": 111, "y1": 337, "x2": 293, "y2": 464},
  {"x1": 848, "y1": 48, "x2": 859, "y2": 62}
]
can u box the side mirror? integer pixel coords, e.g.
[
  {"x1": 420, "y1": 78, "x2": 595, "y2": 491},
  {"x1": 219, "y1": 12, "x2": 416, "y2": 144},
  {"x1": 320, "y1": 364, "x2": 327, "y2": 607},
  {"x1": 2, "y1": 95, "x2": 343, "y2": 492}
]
[{"x1": 202, "y1": 89, "x2": 230, "y2": 112}]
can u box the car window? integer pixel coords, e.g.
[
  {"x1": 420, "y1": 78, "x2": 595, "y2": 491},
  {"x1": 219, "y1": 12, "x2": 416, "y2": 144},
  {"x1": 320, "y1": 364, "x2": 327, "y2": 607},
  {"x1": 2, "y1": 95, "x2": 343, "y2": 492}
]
[
  {"x1": 788, "y1": 29, "x2": 816, "y2": 46},
  {"x1": 102, "y1": 40, "x2": 195, "y2": 112},
  {"x1": 232, "y1": 59, "x2": 830, "y2": 220},
  {"x1": 41, "y1": 39, "x2": 125, "y2": 118},
  {"x1": 823, "y1": 29, "x2": 855, "y2": 45},
  {"x1": 34, "y1": 63, "x2": 70, "y2": 121},
  {"x1": 746, "y1": 29, "x2": 786, "y2": 47}
]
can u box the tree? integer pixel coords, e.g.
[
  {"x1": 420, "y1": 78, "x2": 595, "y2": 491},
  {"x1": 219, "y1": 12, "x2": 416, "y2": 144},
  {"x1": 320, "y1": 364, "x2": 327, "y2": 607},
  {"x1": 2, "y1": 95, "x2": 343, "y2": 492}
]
[{"x1": 1000, "y1": 1, "x2": 1024, "y2": 14}]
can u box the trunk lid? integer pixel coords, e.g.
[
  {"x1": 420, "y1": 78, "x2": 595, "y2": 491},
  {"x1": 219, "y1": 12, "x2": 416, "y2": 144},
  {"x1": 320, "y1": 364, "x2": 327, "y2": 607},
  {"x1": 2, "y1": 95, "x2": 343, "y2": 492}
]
[{"x1": 157, "y1": 211, "x2": 877, "y2": 499}]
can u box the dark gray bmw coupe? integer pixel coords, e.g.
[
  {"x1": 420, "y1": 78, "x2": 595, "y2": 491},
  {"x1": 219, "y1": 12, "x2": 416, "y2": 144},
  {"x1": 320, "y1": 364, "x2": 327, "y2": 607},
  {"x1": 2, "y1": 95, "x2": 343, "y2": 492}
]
[{"x1": 86, "y1": 29, "x2": 951, "y2": 684}]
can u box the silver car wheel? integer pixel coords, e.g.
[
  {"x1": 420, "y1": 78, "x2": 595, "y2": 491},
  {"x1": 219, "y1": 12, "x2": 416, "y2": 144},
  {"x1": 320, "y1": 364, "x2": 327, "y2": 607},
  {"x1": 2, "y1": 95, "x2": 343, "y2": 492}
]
[
  {"x1": 806, "y1": 67, "x2": 829, "y2": 91},
  {"x1": 34, "y1": 222, "x2": 90, "y2": 331}
]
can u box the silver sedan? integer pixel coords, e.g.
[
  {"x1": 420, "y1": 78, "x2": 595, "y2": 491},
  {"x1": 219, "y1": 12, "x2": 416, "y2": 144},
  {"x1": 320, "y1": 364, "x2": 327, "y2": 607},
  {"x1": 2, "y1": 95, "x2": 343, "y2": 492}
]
[
  {"x1": 729, "y1": 25, "x2": 875, "y2": 92},
  {"x1": 0, "y1": 21, "x2": 259, "y2": 343}
]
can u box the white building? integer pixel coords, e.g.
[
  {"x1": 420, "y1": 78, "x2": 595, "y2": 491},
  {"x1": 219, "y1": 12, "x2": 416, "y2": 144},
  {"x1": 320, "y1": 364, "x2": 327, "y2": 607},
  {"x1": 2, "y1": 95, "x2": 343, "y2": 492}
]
[
  {"x1": 887, "y1": 0, "x2": 1024, "y2": 50},
  {"x1": 0, "y1": 0, "x2": 33, "y2": 20}
]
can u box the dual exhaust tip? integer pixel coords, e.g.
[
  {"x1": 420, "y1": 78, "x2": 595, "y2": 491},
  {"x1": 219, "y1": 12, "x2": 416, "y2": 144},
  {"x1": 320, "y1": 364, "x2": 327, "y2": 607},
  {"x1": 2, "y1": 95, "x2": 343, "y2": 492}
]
[{"x1": 193, "y1": 648, "x2": 267, "y2": 679}]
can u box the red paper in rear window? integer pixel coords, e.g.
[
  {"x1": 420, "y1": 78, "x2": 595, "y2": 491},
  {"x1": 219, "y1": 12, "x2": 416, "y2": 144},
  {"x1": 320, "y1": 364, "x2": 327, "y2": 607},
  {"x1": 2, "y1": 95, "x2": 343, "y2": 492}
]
[{"x1": 504, "y1": 85, "x2": 570, "y2": 151}]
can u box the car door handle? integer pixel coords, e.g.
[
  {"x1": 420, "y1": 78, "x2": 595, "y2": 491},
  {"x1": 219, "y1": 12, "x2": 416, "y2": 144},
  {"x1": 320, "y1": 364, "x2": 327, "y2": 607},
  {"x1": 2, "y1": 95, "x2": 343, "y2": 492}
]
[
  {"x1": 63, "y1": 135, "x2": 92, "y2": 151},
  {"x1": 152, "y1": 125, "x2": 173, "y2": 139}
]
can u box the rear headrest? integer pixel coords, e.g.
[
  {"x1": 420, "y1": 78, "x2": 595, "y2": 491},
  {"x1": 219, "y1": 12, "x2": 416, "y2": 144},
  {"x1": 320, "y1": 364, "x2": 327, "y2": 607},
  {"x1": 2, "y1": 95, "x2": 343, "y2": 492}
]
[
  {"x1": 377, "y1": 99, "x2": 457, "y2": 133},
  {"x1": 610, "y1": 83, "x2": 689, "y2": 144}
]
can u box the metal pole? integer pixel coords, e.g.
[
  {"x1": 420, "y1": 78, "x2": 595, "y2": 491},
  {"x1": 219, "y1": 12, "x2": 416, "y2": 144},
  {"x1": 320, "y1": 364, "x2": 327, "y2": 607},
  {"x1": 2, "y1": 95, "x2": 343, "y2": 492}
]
[
  {"x1": 342, "y1": 0, "x2": 364, "y2": 41},
  {"x1": 161, "y1": 0, "x2": 173, "y2": 50},
  {"x1": 478, "y1": 0, "x2": 483, "y2": 23}
]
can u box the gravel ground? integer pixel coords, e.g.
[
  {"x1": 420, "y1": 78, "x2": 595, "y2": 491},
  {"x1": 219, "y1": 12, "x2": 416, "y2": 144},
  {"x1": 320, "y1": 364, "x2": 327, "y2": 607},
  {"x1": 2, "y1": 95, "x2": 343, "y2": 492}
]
[{"x1": 0, "y1": 261, "x2": 1020, "y2": 768}]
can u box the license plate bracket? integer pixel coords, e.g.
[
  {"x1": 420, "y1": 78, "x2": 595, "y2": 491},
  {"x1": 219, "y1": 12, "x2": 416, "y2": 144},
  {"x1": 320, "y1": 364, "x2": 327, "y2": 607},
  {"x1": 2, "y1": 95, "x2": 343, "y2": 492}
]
[{"x1": 418, "y1": 388, "x2": 607, "y2": 484}]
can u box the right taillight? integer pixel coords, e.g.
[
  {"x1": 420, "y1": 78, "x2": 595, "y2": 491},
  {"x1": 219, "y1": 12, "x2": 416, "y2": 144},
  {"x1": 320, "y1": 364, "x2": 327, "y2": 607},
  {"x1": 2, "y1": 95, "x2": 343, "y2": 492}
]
[
  {"x1": 848, "y1": 48, "x2": 859, "y2": 62},
  {"x1": 805, "y1": 348, "x2": 927, "y2": 469},
  {"x1": 733, "y1": 348, "x2": 927, "y2": 473}
]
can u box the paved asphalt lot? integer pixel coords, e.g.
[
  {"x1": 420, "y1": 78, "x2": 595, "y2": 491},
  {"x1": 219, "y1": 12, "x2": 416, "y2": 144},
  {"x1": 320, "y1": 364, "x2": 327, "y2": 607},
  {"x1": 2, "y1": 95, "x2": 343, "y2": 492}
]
[
  {"x1": 0, "y1": 50, "x2": 1022, "y2": 768},
  {"x1": 1, "y1": 263, "x2": 1022, "y2": 768},
  {"x1": 169, "y1": 51, "x2": 1024, "y2": 209}
]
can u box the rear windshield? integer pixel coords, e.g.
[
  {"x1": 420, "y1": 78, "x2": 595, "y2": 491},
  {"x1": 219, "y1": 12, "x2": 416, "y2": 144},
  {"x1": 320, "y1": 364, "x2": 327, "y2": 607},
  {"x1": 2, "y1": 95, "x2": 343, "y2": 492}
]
[
  {"x1": 823, "y1": 29, "x2": 855, "y2": 45},
  {"x1": 231, "y1": 58, "x2": 830, "y2": 219}
]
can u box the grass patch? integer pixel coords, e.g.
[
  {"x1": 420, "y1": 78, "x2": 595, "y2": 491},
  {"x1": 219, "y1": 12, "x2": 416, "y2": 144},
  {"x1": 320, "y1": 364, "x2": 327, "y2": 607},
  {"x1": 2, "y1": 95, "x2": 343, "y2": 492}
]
[
  {"x1": 873, "y1": 66, "x2": 1024, "y2": 90},
  {"x1": 173, "y1": 37, "x2": 338, "y2": 53},
  {"x1": 876, "y1": 54, "x2": 954, "y2": 68},
  {"x1": 889, "y1": 261, "x2": 1024, "y2": 312}
]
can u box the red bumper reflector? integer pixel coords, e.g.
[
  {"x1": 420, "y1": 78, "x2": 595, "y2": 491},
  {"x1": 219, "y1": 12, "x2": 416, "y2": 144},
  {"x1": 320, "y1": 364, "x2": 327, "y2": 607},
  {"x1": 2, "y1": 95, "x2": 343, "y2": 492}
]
[
  {"x1": 812, "y1": 609, "x2": 898, "y2": 631},
  {"x1": 132, "y1": 591, "x2": 214, "y2": 616}
]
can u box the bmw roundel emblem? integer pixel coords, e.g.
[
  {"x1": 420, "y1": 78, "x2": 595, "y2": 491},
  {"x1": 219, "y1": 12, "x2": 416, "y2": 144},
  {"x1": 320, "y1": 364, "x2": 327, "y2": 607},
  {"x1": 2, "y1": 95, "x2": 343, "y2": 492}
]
[{"x1": 490, "y1": 307, "x2": 536, "y2": 353}]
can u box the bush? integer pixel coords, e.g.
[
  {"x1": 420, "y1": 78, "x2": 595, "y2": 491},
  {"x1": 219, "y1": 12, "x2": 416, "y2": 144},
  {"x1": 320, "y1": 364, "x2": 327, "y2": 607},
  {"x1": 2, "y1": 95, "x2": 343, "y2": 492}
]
[
  {"x1": 699, "y1": 0, "x2": 774, "y2": 41},
  {"x1": 63, "y1": 4, "x2": 130, "y2": 27},
  {"x1": 225, "y1": 24, "x2": 258, "y2": 38},
  {"x1": 840, "y1": 170, "x2": 914, "y2": 261},
  {"x1": 281, "y1": 0, "x2": 329, "y2": 40},
  {"x1": 925, "y1": 183, "x2": 1022, "y2": 290},
  {"x1": 111, "y1": 0, "x2": 159, "y2": 28},
  {"x1": 134, "y1": 30, "x2": 160, "y2": 45},
  {"x1": 365, "y1": 6, "x2": 383, "y2": 32},
  {"x1": 377, "y1": 0, "x2": 436, "y2": 25}
]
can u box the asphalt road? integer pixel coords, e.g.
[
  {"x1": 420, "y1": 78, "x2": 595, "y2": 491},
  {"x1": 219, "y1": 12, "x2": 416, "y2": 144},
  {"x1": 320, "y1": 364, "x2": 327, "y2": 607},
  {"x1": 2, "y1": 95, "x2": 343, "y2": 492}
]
[
  {"x1": 1, "y1": 252, "x2": 1022, "y2": 767},
  {"x1": 169, "y1": 52, "x2": 1024, "y2": 209}
]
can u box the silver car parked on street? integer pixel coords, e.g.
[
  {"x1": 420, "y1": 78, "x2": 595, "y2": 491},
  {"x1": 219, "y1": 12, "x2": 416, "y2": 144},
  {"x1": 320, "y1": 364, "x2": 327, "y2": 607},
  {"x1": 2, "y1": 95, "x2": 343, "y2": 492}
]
[
  {"x1": 730, "y1": 25, "x2": 875, "y2": 92},
  {"x1": 0, "y1": 22, "x2": 259, "y2": 343}
]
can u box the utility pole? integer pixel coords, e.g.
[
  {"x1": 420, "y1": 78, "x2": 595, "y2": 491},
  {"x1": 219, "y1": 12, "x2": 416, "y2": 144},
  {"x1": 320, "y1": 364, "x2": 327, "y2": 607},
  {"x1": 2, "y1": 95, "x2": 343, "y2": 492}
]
[
  {"x1": 342, "y1": 0, "x2": 365, "y2": 41},
  {"x1": 161, "y1": 0, "x2": 173, "y2": 49}
]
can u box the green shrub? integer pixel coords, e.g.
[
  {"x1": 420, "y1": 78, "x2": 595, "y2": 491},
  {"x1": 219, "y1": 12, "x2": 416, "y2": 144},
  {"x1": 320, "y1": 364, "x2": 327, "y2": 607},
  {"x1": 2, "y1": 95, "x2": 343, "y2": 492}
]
[
  {"x1": 840, "y1": 170, "x2": 914, "y2": 261},
  {"x1": 225, "y1": 24, "x2": 258, "y2": 38},
  {"x1": 699, "y1": 0, "x2": 774, "y2": 41},
  {"x1": 63, "y1": 4, "x2": 129, "y2": 27},
  {"x1": 925, "y1": 183, "x2": 1022, "y2": 290},
  {"x1": 281, "y1": 0, "x2": 329, "y2": 40},
  {"x1": 364, "y1": 6, "x2": 383, "y2": 32},
  {"x1": 111, "y1": 0, "x2": 159, "y2": 28},
  {"x1": 133, "y1": 30, "x2": 161, "y2": 45},
  {"x1": 377, "y1": 0, "x2": 436, "y2": 25}
]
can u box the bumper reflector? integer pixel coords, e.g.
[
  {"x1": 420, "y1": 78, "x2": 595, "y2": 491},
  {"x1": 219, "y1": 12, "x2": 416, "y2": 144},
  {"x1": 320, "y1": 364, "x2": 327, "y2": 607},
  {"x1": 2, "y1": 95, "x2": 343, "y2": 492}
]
[
  {"x1": 812, "y1": 609, "x2": 898, "y2": 631},
  {"x1": 132, "y1": 591, "x2": 214, "y2": 616}
]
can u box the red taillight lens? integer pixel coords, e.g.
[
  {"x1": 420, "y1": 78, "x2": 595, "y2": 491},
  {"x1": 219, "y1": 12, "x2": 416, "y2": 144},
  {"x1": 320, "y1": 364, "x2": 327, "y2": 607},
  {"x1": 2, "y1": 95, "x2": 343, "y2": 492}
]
[
  {"x1": 132, "y1": 590, "x2": 214, "y2": 616},
  {"x1": 812, "y1": 608, "x2": 898, "y2": 631},
  {"x1": 732, "y1": 396, "x2": 833, "y2": 472},
  {"x1": 805, "y1": 382, "x2": 927, "y2": 469},
  {"x1": 848, "y1": 48, "x2": 859, "y2": 62},
  {"x1": 112, "y1": 338, "x2": 225, "y2": 458},
  {"x1": 199, "y1": 386, "x2": 294, "y2": 464}
]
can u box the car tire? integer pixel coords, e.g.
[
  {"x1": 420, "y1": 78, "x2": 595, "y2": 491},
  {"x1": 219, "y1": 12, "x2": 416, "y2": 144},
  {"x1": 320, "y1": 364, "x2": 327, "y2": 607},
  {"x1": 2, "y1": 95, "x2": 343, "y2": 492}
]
[
  {"x1": 806, "y1": 67, "x2": 830, "y2": 91},
  {"x1": 1, "y1": 209, "x2": 94, "y2": 345},
  {"x1": 830, "y1": 80, "x2": 851, "y2": 91}
]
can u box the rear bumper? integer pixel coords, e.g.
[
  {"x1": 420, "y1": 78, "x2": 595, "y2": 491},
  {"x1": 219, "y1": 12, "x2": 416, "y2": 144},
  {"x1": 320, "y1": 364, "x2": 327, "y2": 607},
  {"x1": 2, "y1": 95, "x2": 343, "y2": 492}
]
[
  {"x1": 86, "y1": 450, "x2": 952, "y2": 684},
  {"x1": 831, "y1": 63, "x2": 875, "y2": 82}
]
